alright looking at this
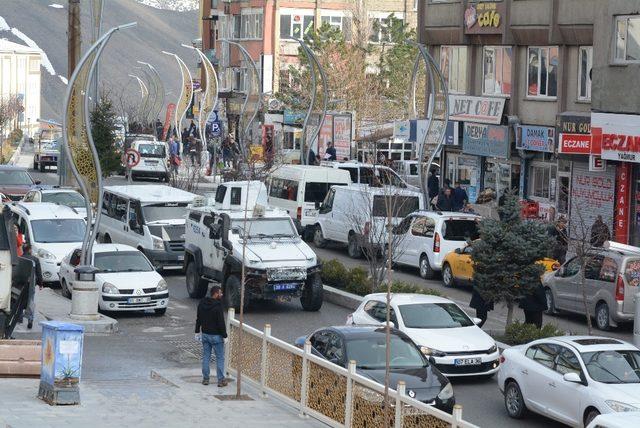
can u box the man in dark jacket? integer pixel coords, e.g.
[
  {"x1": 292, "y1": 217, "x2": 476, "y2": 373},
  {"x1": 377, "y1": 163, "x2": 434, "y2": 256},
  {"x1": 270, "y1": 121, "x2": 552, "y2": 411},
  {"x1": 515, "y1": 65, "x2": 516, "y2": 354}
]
[
  {"x1": 519, "y1": 282, "x2": 548, "y2": 328},
  {"x1": 590, "y1": 215, "x2": 611, "y2": 247},
  {"x1": 325, "y1": 142, "x2": 337, "y2": 161},
  {"x1": 436, "y1": 187, "x2": 455, "y2": 211},
  {"x1": 469, "y1": 284, "x2": 493, "y2": 328},
  {"x1": 22, "y1": 243, "x2": 42, "y2": 329},
  {"x1": 427, "y1": 169, "x2": 439, "y2": 201},
  {"x1": 195, "y1": 285, "x2": 228, "y2": 386},
  {"x1": 452, "y1": 181, "x2": 468, "y2": 211}
]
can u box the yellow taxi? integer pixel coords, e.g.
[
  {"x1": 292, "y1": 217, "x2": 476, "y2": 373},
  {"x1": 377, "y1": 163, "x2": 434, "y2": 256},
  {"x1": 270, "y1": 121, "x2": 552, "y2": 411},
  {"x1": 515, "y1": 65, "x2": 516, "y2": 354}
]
[{"x1": 441, "y1": 245, "x2": 559, "y2": 287}]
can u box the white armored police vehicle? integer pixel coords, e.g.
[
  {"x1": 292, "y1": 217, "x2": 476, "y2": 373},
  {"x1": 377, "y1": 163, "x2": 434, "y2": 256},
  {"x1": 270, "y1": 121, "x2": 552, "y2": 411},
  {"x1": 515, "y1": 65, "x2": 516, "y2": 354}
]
[{"x1": 184, "y1": 181, "x2": 323, "y2": 312}]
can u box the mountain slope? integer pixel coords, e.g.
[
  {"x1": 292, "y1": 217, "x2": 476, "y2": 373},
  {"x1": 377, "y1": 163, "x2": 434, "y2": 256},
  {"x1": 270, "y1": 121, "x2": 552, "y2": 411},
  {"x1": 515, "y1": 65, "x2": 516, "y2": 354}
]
[{"x1": 0, "y1": 0, "x2": 199, "y2": 122}]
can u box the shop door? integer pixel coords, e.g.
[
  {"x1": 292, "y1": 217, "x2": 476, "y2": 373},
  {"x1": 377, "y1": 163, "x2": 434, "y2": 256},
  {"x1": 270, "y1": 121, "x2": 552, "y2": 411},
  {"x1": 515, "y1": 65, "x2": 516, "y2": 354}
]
[{"x1": 557, "y1": 173, "x2": 570, "y2": 217}]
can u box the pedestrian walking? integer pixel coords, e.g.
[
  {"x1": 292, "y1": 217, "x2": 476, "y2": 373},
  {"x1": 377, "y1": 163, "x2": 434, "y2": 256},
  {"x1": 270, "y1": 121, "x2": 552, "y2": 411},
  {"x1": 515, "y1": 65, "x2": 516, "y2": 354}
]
[
  {"x1": 195, "y1": 285, "x2": 228, "y2": 387},
  {"x1": 222, "y1": 138, "x2": 233, "y2": 168},
  {"x1": 548, "y1": 217, "x2": 568, "y2": 264},
  {"x1": 308, "y1": 148, "x2": 316, "y2": 165},
  {"x1": 452, "y1": 181, "x2": 468, "y2": 211},
  {"x1": 519, "y1": 281, "x2": 547, "y2": 329},
  {"x1": 22, "y1": 243, "x2": 42, "y2": 330},
  {"x1": 181, "y1": 128, "x2": 189, "y2": 155},
  {"x1": 428, "y1": 168, "x2": 439, "y2": 202},
  {"x1": 168, "y1": 137, "x2": 180, "y2": 175},
  {"x1": 469, "y1": 284, "x2": 493, "y2": 328},
  {"x1": 590, "y1": 215, "x2": 611, "y2": 247}
]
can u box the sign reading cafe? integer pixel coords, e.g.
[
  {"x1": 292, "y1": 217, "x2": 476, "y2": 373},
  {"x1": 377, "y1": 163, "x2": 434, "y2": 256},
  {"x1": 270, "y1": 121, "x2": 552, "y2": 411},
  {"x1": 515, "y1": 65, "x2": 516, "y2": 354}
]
[
  {"x1": 464, "y1": 2, "x2": 506, "y2": 35},
  {"x1": 448, "y1": 95, "x2": 505, "y2": 125}
]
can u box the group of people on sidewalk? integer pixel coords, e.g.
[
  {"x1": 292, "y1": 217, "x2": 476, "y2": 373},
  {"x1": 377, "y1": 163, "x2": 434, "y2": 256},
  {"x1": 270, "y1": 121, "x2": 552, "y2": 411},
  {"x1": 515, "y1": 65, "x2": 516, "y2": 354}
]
[{"x1": 427, "y1": 169, "x2": 474, "y2": 213}]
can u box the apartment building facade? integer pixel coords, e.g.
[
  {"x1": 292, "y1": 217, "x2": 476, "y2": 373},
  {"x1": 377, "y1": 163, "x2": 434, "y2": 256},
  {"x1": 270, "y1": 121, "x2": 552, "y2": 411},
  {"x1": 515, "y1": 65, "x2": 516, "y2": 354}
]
[{"x1": 418, "y1": 0, "x2": 640, "y2": 245}]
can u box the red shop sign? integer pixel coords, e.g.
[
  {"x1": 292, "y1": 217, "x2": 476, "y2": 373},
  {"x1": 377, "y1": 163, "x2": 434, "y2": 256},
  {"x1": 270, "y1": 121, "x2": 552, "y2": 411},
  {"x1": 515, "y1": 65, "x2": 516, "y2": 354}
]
[
  {"x1": 559, "y1": 133, "x2": 591, "y2": 154},
  {"x1": 615, "y1": 163, "x2": 631, "y2": 244}
]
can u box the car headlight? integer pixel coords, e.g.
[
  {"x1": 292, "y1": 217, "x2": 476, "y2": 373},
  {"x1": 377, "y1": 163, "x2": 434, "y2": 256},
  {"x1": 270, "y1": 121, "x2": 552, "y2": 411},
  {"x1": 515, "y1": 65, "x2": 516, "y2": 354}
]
[
  {"x1": 488, "y1": 344, "x2": 497, "y2": 354},
  {"x1": 421, "y1": 346, "x2": 446, "y2": 357},
  {"x1": 157, "y1": 279, "x2": 167, "y2": 291},
  {"x1": 102, "y1": 282, "x2": 119, "y2": 294},
  {"x1": 152, "y1": 235, "x2": 165, "y2": 250},
  {"x1": 606, "y1": 400, "x2": 640, "y2": 412},
  {"x1": 37, "y1": 248, "x2": 57, "y2": 260},
  {"x1": 437, "y1": 382, "x2": 454, "y2": 401}
]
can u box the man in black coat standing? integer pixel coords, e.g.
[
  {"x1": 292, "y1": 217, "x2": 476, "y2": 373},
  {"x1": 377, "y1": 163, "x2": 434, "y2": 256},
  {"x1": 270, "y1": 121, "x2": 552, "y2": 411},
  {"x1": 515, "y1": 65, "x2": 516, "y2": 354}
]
[
  {"x1": 195, "y1": 285, "x2": 228, "y2": 386},
  {"x1": 519, "y1": 282, "x2": 548, "y2": 329}
]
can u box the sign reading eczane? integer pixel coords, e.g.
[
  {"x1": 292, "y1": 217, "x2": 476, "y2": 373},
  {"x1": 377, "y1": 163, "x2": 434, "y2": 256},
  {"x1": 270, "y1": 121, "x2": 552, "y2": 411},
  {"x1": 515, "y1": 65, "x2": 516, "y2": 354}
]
[{"x1": 593, "y1": 112, "x2": 640, "y2": 163}]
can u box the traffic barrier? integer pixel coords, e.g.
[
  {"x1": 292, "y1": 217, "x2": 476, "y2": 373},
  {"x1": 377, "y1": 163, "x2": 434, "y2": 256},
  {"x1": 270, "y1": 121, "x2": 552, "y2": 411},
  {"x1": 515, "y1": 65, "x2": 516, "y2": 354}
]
[
  {"x1": 0, "y1": 339, "x2": 41, "y2": 377},
  {"x1": 224, "y1": 309, "x2": 478, "y2": 428}
]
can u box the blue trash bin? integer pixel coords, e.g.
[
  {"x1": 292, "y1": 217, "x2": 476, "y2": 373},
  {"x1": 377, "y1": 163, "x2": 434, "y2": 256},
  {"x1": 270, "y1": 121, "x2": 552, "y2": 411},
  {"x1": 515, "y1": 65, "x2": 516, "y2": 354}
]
[{"x1": 38, "y1": 321, "x2": 84, "y2": 405}]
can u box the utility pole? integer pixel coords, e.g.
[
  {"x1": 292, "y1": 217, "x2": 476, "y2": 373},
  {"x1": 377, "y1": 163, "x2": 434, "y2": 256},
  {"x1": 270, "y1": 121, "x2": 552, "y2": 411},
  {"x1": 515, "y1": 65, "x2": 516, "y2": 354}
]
[{"x1": 60, "y1": 0, "x2": 81, "y2": 186}]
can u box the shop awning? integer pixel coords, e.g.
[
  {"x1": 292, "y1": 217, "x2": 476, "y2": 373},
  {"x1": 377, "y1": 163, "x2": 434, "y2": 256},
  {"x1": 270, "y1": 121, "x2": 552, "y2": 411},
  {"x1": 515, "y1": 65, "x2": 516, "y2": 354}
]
[{"x1": 355, "y1": 127, "x2": 393, "y2": 142}]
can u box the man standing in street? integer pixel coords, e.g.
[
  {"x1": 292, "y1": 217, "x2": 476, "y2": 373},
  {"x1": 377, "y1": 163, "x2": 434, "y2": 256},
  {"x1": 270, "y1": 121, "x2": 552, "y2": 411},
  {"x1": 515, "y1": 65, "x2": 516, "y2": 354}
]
[
  {"x1": 452, "y1": 181, "x2": 468, "y2": 211},
  {"x1": 22, "y1": 243, "x2": 42, "y2": 330},
  {"x1": 195, "y1": 285, "x2": 228, "y2": 387},
  {"x1": 325, "y1": 141, "x2": 337, "y2": 161},
  {"x1": 590, "y1": 215, "x2": 611, "y2": 247}
]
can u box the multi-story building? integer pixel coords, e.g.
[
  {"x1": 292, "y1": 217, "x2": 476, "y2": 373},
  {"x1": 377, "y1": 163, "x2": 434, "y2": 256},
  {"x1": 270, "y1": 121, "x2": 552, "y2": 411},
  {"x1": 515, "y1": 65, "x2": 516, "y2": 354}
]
[
  {"x1": 418, "y1": 0, "x2": 640, "y2": 245},
  {"x1": 0, "y1": 39, "x2": 41, "y2": 138}
]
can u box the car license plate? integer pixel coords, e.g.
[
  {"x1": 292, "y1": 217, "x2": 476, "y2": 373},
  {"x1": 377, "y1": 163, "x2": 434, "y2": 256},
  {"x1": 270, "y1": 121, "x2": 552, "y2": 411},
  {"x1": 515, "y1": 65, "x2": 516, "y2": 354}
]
[
  {"x1": 128, "y1": 297, "x2": 151, "y2": 304},
  {"x1": 273, "y1": 283, "x2": 298, "y2": 291},
  {"x1": 454, "y1": 358, "x2": 481, "y2": 366}
]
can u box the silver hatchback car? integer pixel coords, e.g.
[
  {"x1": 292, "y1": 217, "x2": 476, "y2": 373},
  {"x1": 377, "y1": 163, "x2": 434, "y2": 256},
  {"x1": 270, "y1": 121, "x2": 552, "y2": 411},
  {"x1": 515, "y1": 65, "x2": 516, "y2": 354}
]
[{"x1": 542, "y1": 242, "x2": 640, "y2": 331}]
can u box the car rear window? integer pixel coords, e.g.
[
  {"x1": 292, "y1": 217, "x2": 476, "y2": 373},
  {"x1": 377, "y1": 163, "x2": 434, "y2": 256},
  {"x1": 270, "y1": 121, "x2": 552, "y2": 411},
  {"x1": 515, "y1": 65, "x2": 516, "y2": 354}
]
[
  {"x1": 442, "y1": 219, "x2": 479, "y2": 241},
  {"x1": 372, "y1": 195, "x2": 420, "y2": 218},
  {"x1": 304, "y1": 182, "x2": 348, "y2": 203}
]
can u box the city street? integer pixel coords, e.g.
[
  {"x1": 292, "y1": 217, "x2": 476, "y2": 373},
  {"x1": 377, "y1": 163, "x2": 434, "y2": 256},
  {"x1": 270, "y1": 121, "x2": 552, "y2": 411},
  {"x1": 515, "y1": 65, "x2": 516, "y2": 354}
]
[{"x1": 14, "y1": 146, "x2": 575, "y2": 427}]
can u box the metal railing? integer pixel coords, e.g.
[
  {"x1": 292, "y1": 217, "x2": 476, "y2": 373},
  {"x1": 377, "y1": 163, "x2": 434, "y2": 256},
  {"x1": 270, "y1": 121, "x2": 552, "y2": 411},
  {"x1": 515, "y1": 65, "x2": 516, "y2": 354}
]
[{"x1": 224, "y1": 309, "x2": 478, "y2": 428}]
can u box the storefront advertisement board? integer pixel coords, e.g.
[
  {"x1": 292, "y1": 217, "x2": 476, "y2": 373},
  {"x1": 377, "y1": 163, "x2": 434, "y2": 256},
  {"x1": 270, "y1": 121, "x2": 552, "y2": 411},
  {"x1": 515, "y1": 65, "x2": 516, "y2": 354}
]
[
  {"x1": 593, "y1": 112, "x2": 640, "y2": 163},
  {"x1": 333, "y1": 115, "x2": 352, "y2": 160},
  {"x1": 411, "y1": 120, "x2": 459, "y2": 146},
  {"x1": 559, "y1": 133, "x2": 591, "y2": 154},
  {"x1": 462, "y1": 123, "x2": 510, "y2": 159},
  {"x1": 448, "y1": 95, "x2": 505, "y2": 124},
  {"x1": 516, "y1": 125, "x2": 555, "y2": 153},
  {"x1": 570, "y1": 162, "x2": 615, "y2": 236}
]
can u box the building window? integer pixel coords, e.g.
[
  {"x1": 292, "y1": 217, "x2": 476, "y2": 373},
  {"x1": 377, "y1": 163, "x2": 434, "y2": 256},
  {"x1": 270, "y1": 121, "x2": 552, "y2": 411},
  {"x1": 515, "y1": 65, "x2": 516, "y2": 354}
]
[
  {"x1": 233, "y1": 68, "x2": 247, "y2": 92},
  {"x1": 528, "y1": 163, "x2": 557, "y2": 200},
  {"x1": 280, "y1": 13, "x2": 314, "y2": 40},
  {"x1": 441, "y1": 46, "x2": 468, "y2": 94},
  {"x1": 615, "y1": 15, "x2": 640, "y2": 63},
  {"x1": 369, "y1": 15, "x2": 403, "y2": 43},
  {"x1": 233, "y1": 15, "x2": 241, "y2": 39},
  {"x1": 578, "y1": 46, "x2": 592, "y2": 101},
  {"x1": 527, "y1": 46, "x2": 559, "y2": 98},
  {"x1": 482, "y1": 46, "x2": 512, "y2": 96},
  {"x1": 240, "y1": 9, "x2": 263, "y2": 40},
  {"x1": 320, "y1": 15, "x2": 352, "y2": 40}
]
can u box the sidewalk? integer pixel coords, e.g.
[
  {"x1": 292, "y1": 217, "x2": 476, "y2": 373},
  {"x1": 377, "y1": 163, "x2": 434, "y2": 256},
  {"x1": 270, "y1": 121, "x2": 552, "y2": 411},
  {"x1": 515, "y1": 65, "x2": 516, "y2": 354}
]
[{"x1": 0, "y1": 367, "x2": 324, "y2": 428}]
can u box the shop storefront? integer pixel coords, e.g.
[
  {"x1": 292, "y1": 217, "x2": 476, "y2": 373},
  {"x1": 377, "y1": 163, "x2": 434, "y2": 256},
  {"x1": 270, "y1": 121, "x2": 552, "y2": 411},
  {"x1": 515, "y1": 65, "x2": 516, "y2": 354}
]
[
  {"x1": 516, "y1": 124, "x2": 559, "y2": 220},
  {"x1": 593, "y1": 112, "x2": 640, "y2": 245}
]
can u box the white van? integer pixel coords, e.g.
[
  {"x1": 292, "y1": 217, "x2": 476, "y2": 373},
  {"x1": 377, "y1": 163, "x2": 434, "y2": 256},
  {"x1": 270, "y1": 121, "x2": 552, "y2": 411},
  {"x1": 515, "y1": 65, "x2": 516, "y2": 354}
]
[
  {"x1": 128, "y1": 140, "x2": 169, "y2": 182},
  {"x1": 321, "y1": 161, "x2": 418, "y2": 192},
  {"x1": 98, "y1": 185, "x2": 196, "y2": 269},
  {"x1": 8, "y1": 202, "x2": 87, "y2": 284},
  {"x1": 392, "y1": 160, "x2": 440, "y2": 188},
  {"x1": 313, "y1": 184, "x2": 424, "y2": 258},
  {"x1": 266, "y1": 165, "x2": 351, "y2": 237}
]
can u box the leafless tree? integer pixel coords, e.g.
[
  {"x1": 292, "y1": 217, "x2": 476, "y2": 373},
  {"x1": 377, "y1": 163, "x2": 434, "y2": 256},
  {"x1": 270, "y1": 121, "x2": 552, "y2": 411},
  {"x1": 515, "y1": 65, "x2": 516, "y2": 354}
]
[{"x1": 0, "y1": 95, "x2": 20, "y2": 161}]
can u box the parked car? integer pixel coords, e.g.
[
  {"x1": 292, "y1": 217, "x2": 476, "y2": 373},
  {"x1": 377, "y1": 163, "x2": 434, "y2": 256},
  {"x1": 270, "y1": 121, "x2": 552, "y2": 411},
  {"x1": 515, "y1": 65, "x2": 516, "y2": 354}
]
[
  {"x1": 266, "y1": 165, "x2": 351, "y2": 238},
  {"x1": 98, "y1": 185, "x2": 196, "y2": 270},
  {"x1": 313, "y1": 184, "x2": 424, "y2": 258},
  {"x1": 348, "y1": 293, "x2": 499, "y2": 378},
  {"x1": 58, "y1": 243, "x2": 168, "y2": 314},
  {"x1": 542, "y1": 241, "x2": 640, "y2": 330},
  {"x1": 0, "y1": 165, "x2": 38, "y2": 201},
  {"x1": 22, "y1": 186, "x2": 88, "y2": 220},
  {"x1": 498, "y1": 335, "x2": 640, "y2": 427},
  {"x1": 392, "y1": 160, "x2": 440, "y2": 188},
  {"x1": 587, "y1": 412, "x2": 640, "y2": 428},
  {"x1": 321, "y1": 161, "x2": 418, "y2": 191},
  {"x1": 441, "y1": 243, "x2": 559, "y2": 287},
  {"x1": 127, "y1": 139, "x2": 170, "y2": 182},
  {"x1": 8, "y1": 202, "x2": 87, "y2": 284},
  {"x1": 391, "y1": 211, "x2": 480, "y2": 279},
  {"x1": 294, "y1": 325, "x2": 455, "y2": 413}
]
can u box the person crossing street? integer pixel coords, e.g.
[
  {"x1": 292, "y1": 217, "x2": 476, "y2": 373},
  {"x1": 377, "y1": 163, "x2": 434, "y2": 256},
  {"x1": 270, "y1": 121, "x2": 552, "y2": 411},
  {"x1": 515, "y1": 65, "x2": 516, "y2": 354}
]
[{"x1": 195, "y1": 285, "x2": 228, "y2": 387}]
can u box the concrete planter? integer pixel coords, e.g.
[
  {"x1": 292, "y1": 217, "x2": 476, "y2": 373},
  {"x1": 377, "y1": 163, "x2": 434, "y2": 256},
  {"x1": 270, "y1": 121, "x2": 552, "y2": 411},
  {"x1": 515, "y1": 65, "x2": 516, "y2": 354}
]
[{"x1": 0, "y1": 339, "x2": 41, "y2": 377}]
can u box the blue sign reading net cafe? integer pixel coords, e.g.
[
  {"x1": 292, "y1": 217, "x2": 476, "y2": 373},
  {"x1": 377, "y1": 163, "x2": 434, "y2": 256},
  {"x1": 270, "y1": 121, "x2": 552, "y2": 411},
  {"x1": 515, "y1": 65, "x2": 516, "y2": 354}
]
[{"x1": 462, "y1": 123, "x2": 510, "y2": 159}]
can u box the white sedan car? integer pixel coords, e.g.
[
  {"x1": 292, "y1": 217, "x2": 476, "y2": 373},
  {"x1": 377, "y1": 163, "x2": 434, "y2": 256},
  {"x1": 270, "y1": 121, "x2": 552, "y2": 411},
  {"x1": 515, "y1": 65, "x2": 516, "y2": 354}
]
[
  {"x1": 347, "y1": 293, "x2": 500, "y2": 377},
  {"x1": 498, "y1": 336, "x2": 640, "y2": 427},
  {"x1": 59, "y1": 243, "x2": 169, "y2": 315}
]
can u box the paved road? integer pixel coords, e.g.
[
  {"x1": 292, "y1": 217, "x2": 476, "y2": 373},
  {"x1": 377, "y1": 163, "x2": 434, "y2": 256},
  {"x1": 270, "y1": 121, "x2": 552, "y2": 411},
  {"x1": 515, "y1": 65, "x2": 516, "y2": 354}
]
[{"x1": 14, "y1": 149, "x2": 584, "y2": 427}]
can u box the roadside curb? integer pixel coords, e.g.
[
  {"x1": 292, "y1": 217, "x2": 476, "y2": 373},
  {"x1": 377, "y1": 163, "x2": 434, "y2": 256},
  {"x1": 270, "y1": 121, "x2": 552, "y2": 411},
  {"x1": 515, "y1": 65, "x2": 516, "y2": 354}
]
[
  {"x1": 323, "y1": 284, "x2": 362, "y2": 310},
  {"x1": 7, "y1": 137, "x2": 25, "y2": 165}
]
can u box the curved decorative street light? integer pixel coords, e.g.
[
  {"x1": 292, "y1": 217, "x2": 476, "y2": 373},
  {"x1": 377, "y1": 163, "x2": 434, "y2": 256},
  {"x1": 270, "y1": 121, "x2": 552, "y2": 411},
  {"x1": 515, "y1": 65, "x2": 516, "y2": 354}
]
[
  {"x1": 220, "y1": 39, "x2": 261, "y2": 164},
  {"x1": 128, "y1": 73, "x2": 150, "y2": 125},
  {"x1": 162, "y1": 51, "x2": 194, "y2": 143},
  {"x1": 406, "y1": 41, "x2": 450, "y2": 208},
  {"x1": 137, "y1": 61, "x2": 166, "y2": 124},
  {"x1": 135, "y1": 65, "x2": 157, "y2": 126},
  {"x1": 296, "y1": 39, "x2": 329, "y2": 166}
]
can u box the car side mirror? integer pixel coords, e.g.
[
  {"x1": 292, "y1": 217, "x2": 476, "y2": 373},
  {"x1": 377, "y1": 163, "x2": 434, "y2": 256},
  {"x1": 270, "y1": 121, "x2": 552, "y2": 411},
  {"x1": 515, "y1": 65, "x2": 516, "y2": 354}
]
[
  {"x1": 563, "y1": 372, "x2": 582, "y2": 384},
  {"x1": 454, "y1": 248, "x2": 462, "y2": 254},
  {"x1": 556, "y1": 267, "x2": 565, "y2": 277},
  {"x1": 209, "y1": 223, "x2": 221, "y2": 239},
  {"x1": 428, "y1": 356, "x2": 436, "y2": 365},
  {"x1": 35, "y1": 180, "x2": 41, "y2": 185},
  {"x1": 472, "y1": 317, "x2": 482, "y2": 326}
]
